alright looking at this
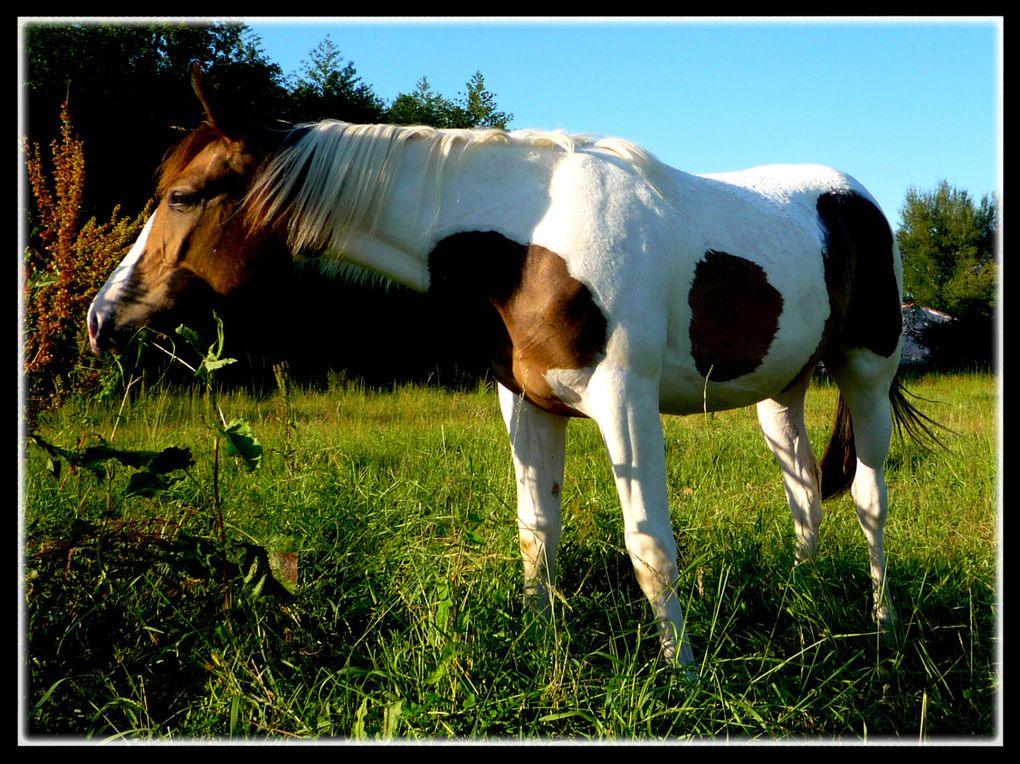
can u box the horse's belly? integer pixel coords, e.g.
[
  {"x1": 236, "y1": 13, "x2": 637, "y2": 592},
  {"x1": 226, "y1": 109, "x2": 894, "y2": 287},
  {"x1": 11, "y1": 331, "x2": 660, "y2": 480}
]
[
  {"x1": 656, "y1": 295, "x2": 828, "y2": 415},
  {"x1": 656, "y1": 361, "x2": 801, "y2": 415},
  {"x1": 653, "y1": 240, "x2": 830, "y2": 415}
]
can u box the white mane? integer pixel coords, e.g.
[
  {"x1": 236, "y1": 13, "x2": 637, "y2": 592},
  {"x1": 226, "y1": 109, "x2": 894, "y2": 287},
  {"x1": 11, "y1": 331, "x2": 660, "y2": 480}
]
[{"x1": 246, "y1": 120, "x2": 670, "y2": 258}]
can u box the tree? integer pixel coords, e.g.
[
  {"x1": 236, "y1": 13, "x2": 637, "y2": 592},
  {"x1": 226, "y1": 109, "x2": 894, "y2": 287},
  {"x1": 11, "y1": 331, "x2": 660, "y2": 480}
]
[
  {"x1": 22, "y1": 21, "x2": 287, "y2": 218},
  {"x1": 897, "y1": 181, "x2": 997, "y2": 318},
  {"x1": 386, "y1": 72, "x2": 513, "y2": 129},
  {"x1": 387, "y1": 76, "x2": 464, "y2": 128},
  {"x1": 896, "y1": 181, "x2": 998, "y2": 368},
  {"x1": 287, "y1": 35, "x2": 385, "y2": 124},
  {"x1": 460, "y1": 71, "x2": 513, "y2": 129}
]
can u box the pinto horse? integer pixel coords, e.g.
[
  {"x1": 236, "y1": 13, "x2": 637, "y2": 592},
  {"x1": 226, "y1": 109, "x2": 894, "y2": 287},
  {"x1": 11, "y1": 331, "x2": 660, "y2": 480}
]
[{"x1": 88, "y1": 68, "x2": 935, "y2": 665}]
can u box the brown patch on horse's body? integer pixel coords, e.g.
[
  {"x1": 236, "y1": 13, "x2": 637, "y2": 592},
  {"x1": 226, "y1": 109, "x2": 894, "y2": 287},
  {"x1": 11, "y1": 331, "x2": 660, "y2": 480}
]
[
  {"x1": 815, "y1": 191, "x2": 902, "y2": 358},
  {"x1": 428, "y1": 232, "x2": 608, "y2": 416},
  {"x1": 773, "y1": 191, "x2": 901, "y2": 396},
  {"x1": 687, "y1": 249, "x2": 784, "y2": 382},
  {"x1": 812, "y1": 191, "x2": 903, "y2": 498}
]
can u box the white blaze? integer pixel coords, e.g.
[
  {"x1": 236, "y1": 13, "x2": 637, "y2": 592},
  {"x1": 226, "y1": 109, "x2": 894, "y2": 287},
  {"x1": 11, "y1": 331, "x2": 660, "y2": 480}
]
[{"x1": 86, "y1": 214, "x2": 155, "y2": 354}]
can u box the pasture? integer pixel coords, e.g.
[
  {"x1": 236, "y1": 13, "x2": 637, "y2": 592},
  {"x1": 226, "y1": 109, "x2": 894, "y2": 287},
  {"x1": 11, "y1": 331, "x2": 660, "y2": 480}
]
[{"x1": 21, "y1": 371, "x2": 998, "y2": 741}]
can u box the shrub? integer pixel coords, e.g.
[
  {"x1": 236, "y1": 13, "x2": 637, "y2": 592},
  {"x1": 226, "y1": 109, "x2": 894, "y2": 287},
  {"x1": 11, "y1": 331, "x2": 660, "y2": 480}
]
[{"x1": 23, "y1": 98, "x2": 152, "y2": 419}]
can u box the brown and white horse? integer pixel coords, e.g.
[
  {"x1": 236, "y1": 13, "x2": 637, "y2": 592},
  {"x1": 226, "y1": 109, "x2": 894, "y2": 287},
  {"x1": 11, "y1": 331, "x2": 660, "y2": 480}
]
[{"x1": 88, "y1": 68, "x2": 936, "y2": 665}]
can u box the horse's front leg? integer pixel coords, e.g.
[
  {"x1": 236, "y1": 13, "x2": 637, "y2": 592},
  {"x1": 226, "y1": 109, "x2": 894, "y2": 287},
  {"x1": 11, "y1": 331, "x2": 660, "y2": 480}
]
[
  {"x1": 587, "y1": 368, "x2": 694, "y2": 665},
  {"x1": 498, "y1": 383, "x2": 569, "y2": 617}
]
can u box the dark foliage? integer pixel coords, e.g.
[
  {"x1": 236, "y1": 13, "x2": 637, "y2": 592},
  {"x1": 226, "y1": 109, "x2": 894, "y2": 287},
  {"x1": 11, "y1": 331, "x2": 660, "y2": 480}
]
[
  {"x1": 23, "y1": 22, "x2": 290, "y2": 220},
  {"x1": 919, "y1": 313, "x2": 996, "y2": 371},
  {"x1": 23, "y1": 21, "x2": 517, "y2": 396}
]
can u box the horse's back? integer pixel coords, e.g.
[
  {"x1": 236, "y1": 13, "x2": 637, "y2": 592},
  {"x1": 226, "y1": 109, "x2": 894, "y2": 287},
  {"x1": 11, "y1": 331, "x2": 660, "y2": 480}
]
[{"x1": 697, "y1": 163, "x2": 873, "y2": 203}]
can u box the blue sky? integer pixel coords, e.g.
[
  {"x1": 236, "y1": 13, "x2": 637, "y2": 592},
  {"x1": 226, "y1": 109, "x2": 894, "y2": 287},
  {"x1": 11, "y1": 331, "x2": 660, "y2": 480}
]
[{"x1": 244, "y1": 18, "x2": 1001, "y2": 227}]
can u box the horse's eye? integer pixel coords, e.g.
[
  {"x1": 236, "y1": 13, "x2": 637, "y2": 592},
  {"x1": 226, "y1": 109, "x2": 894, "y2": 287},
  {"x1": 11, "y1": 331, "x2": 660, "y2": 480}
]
[{"x1": 168, "y1": 190, "x2": 198, "y2": 209}]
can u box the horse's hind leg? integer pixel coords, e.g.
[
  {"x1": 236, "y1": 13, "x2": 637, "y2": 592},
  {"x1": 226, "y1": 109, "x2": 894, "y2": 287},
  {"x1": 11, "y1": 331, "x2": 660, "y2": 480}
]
[
  {"x1": 826, "y1": 348, "x2": 900, "y2": 630},
  {"x1": 498, "y1": 383, "x2": 568, "y2": 618},
  {"x1": 757, "y1": 371, "x2": 823, "y2": 563}
]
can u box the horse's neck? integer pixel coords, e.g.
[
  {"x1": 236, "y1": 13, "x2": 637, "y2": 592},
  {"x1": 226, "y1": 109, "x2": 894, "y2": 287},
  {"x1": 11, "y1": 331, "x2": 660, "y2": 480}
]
[
  {"x1": 357, "y1": 137, "x2": 561, "y2": 291},
  {"x1": 335, "y1": 231, "x2": 432, "y2": 292}
]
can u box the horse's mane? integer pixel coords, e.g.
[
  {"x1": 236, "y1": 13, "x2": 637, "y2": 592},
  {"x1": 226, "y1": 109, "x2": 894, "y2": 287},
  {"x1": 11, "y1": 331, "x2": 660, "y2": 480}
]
[{"x1": 245, "y1": 120, "x2": 671, "y2": 258}]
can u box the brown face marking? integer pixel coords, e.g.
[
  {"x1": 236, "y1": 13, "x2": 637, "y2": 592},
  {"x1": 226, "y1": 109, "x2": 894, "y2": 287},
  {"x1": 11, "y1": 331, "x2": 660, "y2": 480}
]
[
  {"x1": 815, "y1": 191, "x2": 902, "y2": 358},
  {"x1": 687, "y1": 249, "x2": 783, "y2": 382},
  {"x1": 102, "y1": 126, "x2": 291, "y2": 348},
  {"x1": 428, "y1": 231, "x2": 608, "y2": 416},
  {"x1": 152, "y1": 138, "x2": 268, "y2": 295}
]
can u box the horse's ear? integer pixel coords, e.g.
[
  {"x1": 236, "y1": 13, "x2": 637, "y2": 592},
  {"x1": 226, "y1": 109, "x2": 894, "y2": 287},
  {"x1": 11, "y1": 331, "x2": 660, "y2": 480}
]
[
  {"x1": 192, "y1": 62, "x2": 231, "y2": 133},
  {"x1": 191, "y1": 63, "x2": 212, "y2": 120},
  {"x1": 190, "y1": 63, "x2": 282, "y2": 153},
  {"x1": 191, "y1": 62, "x2": 253, "y2": 142}
]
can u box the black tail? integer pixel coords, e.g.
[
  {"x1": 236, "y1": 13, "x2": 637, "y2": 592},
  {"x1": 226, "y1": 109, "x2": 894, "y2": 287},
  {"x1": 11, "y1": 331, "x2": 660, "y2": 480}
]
[
  {"x1": 820, "y1": 376, "x2": 947, "y2": 500},
  {"x1": 820, "y1": 391, "x2": 856, "y2": 500}
]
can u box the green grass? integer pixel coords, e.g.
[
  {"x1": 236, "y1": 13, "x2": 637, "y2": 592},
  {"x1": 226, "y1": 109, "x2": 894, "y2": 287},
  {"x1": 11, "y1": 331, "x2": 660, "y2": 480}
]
[{"x1": 21, "y1": 371, "x2": 999, "y2": 741}]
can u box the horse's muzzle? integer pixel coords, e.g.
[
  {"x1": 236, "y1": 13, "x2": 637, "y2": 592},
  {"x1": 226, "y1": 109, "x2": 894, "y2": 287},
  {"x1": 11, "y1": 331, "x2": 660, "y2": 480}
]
[
  {"x1": 86, "y1": 299, "x2": 133, "y2": 357},
  {"x1": 86, "y1": 302, "x2": 111, "y2": 357}
]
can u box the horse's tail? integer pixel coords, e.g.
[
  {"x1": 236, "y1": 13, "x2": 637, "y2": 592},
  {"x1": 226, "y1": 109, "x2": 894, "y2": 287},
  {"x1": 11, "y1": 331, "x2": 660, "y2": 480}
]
[
  {"x1": 819, "y1": 376, "x2": 946, "y2": 500},
  {"x1": 819, "y1": 391, "x2": 856, "y2": 500}
]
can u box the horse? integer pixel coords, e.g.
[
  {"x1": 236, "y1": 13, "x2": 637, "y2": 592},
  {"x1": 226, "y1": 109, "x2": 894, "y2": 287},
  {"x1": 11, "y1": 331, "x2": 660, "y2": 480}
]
[{"x1": 87, "y1": 67, "x2": 936, "y2": 665}]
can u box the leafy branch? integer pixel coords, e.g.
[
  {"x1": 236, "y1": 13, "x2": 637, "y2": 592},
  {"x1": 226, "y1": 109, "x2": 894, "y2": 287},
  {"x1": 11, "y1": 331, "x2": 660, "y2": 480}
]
[{"x1": 28, "y1": 433, "x2": 193, "y2": 499}]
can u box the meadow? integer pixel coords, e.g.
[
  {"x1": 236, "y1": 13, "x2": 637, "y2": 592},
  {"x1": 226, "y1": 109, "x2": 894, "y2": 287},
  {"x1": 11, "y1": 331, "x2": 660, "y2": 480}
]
[{"x1": 21, "y1": 370, "x2": 999, "y2": 742}]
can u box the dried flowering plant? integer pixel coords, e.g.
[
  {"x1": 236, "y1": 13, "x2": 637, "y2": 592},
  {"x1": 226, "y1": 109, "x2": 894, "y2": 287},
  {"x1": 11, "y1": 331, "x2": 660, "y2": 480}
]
[{"x1": 23, "y1": 99, "x2": 152, "y2": 417}]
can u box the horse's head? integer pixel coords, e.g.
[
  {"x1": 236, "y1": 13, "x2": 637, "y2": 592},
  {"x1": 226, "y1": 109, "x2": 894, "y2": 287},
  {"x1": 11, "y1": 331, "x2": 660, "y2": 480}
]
[{"x1": 87, "y1": 66, "x2": 289, "y2": 356}]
